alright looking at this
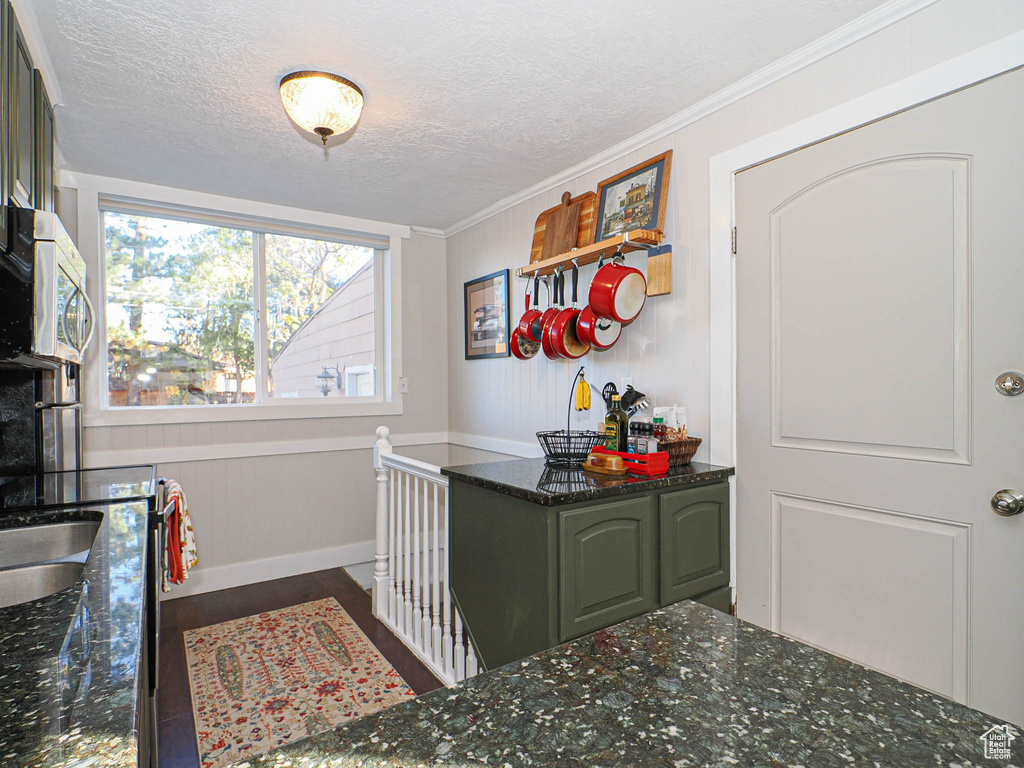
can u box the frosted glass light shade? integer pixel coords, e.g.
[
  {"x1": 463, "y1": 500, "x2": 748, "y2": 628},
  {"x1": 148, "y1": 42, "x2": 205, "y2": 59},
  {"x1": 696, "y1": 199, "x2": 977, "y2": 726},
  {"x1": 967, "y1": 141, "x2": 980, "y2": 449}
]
[{"x1": 279, "y1": 71, "x2": 364, "y2": 144}]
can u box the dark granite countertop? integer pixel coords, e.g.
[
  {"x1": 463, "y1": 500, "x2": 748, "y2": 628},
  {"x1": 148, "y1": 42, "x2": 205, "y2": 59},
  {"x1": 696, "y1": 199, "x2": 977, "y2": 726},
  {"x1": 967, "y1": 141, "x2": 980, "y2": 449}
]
[
  {"x1": 0, "y1": 464, "x2": 157, "y2": 512},
  {"x1": 442, "y1": 457, "x2": 734, "y2": 506},
  {"x1": 0, "y1": 487, "x2": 152, "y2": 766},
  {"x1": 239, "y1": 600, "x2": 1018, "y2": 767}
]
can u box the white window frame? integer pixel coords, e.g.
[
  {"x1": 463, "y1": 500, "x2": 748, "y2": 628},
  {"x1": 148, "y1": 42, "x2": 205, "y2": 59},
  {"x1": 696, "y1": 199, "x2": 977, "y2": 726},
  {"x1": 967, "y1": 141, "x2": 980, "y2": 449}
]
[{"x1": 68, "y1": 173, "x2": 407, "y2": 426}]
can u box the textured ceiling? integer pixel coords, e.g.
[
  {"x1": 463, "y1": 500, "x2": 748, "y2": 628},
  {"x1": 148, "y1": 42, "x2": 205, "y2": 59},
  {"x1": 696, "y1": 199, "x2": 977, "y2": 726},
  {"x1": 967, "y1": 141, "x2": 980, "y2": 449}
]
[{"x1": 34, "y1": 0, "x2": 890, "y2": 229}]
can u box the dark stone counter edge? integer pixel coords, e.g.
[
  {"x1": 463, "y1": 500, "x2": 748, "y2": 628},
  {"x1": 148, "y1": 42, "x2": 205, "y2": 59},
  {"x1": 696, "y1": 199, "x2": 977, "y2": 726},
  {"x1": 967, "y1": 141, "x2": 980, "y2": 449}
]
[{"x1": 441, "y1": 461, "x2": 735, "y2": 506}]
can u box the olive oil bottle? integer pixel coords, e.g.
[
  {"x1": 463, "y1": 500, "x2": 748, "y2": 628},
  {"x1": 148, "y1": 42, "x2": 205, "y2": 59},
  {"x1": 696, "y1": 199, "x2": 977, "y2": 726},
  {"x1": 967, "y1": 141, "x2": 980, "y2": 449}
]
[{"x1": 605, "y1": 394, "x2": 629, "y2": 452}]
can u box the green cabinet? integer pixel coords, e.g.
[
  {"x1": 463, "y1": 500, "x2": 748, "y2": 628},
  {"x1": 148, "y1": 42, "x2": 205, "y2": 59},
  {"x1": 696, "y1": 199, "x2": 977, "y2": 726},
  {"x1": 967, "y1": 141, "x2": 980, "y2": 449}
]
[
  {"x1": 659, "y1": 484, "x2": 730, "y2": 604},
  {"x1": 559, "y1": 497, "x2": 656, "y2": 640},
  {"x1": 8, "y1": 4, "x2": 34, "y2": 208},
  {"x1": 33, "y1": 69, "x2": 54, "y2": 213},
  {"x1": 450, "y1": 476, "x2": 731, "y2": 671}
]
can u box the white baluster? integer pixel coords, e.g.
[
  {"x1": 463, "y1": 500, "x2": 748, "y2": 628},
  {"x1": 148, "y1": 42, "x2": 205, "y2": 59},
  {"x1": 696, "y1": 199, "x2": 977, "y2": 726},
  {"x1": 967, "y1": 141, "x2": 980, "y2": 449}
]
[
  {"x1": 403, "y1": 473, "x2": 412, "y2": 635},
  {"x1": 454, "y1": 610, "x2": 466, "y2": 682},
  {"x1": 412, "y1": 477, "x2": 422, "y2": 647},
  {"x1": 466, "y1": 640, "x2": 478, "y2": 678},
  {"x1": 394, "y1": 469, "x2": 404, "y2": 633},
  {"x1": 442, "y1": 487, "x2": 452, "y2": 677},
  {"x1": 373, "y1": 427, "x2": 392, "y2": 618},
  {"x1": 421, "y1": 478, "x2": 432, "y2": 656},
  {"x1": 388, "y1": 467, "x2": 396, "y2": 623},
  {"x1": 431, "y1": 482, "x2": 442, "y2": 667}
]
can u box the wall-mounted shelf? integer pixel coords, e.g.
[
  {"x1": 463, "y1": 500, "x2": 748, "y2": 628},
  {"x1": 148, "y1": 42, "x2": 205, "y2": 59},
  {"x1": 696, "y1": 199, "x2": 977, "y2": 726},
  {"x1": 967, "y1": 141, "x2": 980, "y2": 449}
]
[{"x1": 516, "y1": 229, "x2": 663, "y2": 278}]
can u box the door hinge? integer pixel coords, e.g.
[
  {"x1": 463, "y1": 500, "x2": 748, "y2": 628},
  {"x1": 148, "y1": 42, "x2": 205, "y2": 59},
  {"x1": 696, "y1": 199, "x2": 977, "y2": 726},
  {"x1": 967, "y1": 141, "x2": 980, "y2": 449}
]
[{"x1": 731, "y1": 227, "x2": 737, "y2": 255}]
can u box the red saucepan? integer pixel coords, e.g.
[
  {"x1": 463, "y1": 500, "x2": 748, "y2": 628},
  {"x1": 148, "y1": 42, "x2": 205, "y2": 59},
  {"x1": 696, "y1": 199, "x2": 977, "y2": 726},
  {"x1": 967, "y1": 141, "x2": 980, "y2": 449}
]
[
  {"x1": 518, "y1": 275, "x2": 545, "y2": 343},
  {"x1": 577, "y1": 304, "x2": 621, "y2": 350},
  {"x1": 541, "y1": 268, "x2": 566, "y2": 360},
  {"x1": 510, "y1": 326, "x2": 540, "y2": 359},
  {"x1": 548, "y1": 263, "x2": 590, "y2": 359},
  {"x1": 512, "y1": 277, "x2": 541, "y2": 359},
  {"x1": 589, "y1": 251, "x2": 647, "y2": 325}
]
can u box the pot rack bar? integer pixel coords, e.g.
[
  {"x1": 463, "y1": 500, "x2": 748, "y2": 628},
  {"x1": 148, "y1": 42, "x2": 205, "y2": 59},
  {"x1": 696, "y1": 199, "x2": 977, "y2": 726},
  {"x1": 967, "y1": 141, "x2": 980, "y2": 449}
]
[{"x1": 516, "y1": 229, "x2": 663, "y2": 278}]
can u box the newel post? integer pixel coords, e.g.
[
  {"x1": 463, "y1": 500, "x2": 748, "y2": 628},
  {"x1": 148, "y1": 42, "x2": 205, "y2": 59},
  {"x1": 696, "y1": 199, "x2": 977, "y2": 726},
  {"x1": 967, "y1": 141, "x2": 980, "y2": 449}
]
[{"x1": 373, "y1": 425, "x2": 393, "y2": 617}]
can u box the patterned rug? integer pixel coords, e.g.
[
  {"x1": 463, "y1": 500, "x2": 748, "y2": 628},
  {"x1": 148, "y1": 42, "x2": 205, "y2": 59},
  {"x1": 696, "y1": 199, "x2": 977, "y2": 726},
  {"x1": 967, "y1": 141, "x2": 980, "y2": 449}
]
[{"x1": 184, "y1": 597, "x2": 414, "y2": 768}]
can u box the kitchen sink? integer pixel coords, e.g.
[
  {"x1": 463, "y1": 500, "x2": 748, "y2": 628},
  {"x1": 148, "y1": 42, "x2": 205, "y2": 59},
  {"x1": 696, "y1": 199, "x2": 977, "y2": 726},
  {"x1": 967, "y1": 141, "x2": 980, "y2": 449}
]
[
  {"x1": 0, "y1": 520, "x2": 100, "y2": 569},
  {"x1": 0, "y1": 520, "x2": 100, "y2": 608},
  {"x1": 0, "y1": 562, "x2": 86, "y2": 608}
]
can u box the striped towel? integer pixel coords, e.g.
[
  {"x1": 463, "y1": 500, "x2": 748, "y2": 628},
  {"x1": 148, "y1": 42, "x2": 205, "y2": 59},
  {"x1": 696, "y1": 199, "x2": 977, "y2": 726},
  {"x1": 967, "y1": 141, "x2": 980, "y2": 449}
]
[{"x1": 162, "y1": 480, "x2": 198, "y2": 592}]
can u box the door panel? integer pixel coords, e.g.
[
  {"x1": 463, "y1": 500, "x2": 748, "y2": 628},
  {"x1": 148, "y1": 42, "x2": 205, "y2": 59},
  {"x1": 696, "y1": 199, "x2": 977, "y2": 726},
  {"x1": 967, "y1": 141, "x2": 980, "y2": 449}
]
[
  {"x1": 771, "y1": 155, "x2": 969, "y2": 462},
  {"x1": 736, "y1": 66, "x2": 1024, "y2": 724},
  {"x1": 659, "y1": 484, "x2": 729, "y2": 604},
  {"x1": 559, "y1": 498, "x2": 655, "y2": 641},
  {"x1": 772, "y1": 493, "x2": 969, "y2": 700}
]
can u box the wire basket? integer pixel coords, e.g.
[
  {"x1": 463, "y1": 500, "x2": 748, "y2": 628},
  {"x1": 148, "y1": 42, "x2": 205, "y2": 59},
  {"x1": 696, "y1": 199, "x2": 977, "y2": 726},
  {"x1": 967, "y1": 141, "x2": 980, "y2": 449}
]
[
  {"x1": 536, "y1": 467, "x2": 593, "y2": 495},
  {"x1": 536, "y1": 429, "x2": 604, "y2": 467}
]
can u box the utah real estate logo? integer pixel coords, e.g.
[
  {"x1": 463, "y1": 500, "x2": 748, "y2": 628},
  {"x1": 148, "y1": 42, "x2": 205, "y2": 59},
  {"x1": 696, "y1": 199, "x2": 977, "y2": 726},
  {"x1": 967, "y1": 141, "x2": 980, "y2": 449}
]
[{"x1": 981, "y1": 724, "x2": 1016, "y2": 760}]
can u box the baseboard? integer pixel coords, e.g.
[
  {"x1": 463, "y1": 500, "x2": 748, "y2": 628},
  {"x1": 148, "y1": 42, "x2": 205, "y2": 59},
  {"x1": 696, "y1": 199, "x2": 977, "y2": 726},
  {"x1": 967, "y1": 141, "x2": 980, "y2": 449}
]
[{"x1": 160, "y1": 539, "x2": 375, "y2": 599}]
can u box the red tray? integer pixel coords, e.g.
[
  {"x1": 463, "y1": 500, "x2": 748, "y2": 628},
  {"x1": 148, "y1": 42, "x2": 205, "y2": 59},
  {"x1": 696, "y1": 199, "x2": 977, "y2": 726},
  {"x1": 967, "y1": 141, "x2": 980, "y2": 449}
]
[{"x1": 591, "y1": 445, "x2": 669, "y2": 476}]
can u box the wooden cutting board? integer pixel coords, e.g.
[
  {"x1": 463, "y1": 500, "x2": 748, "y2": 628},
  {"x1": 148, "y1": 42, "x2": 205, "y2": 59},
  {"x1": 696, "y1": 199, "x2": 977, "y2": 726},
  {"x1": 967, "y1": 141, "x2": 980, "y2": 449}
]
[{"x1": 530, "y1": 191, "x2": 597, "y2": 264}]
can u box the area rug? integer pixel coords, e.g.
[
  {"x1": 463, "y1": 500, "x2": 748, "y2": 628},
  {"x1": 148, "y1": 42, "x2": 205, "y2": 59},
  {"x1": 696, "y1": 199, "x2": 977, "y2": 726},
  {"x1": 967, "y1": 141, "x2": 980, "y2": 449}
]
[{"x1": 184, "y1": 597, "x2": 414, "y2": 768}]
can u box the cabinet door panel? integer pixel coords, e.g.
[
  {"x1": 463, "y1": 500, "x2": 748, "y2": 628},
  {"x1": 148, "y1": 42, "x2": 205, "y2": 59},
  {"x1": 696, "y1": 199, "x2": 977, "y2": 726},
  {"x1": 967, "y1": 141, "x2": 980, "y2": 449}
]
[
  {"x1": 559, "y1": 497, "x2": 656, "y2": 641},
  {"x1": 8, "y1": 7, "x2": 33, "y2": 208},
  {"x1": 33, "y1": 70, "x2": 54, "y2": 213},
  {"x1": 659, "y1": 484, "x2": 730, "y2": 605},
  {"x1": 0, "y1": 0, "x2": 8, "y2": 249}
]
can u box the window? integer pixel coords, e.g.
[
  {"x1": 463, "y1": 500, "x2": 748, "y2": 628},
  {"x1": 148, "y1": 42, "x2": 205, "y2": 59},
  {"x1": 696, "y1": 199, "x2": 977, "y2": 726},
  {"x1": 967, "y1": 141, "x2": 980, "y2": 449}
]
[{"x1": 102, "y1": 206, "x2": 384, "y2": 408}]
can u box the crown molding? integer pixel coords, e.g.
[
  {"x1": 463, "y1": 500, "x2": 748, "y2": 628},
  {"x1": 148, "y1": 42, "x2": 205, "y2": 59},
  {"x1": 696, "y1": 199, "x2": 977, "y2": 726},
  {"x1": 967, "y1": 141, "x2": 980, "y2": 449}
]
[
  {"x1": 443, "y1": 0, "x2": 939, "y2": 238},
  {"x1": 410, "y1": 226, "x2": 447, "y2": 238}
]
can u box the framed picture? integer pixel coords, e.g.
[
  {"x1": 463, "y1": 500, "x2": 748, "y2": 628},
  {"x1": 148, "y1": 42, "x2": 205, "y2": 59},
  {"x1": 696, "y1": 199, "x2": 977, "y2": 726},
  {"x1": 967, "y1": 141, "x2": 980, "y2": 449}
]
[
  {"x1": 595, "y1": 150, "x2": 673, "y2": 241},
  {"x1": 464, "y1": 269, "x2": 510, "y2": 360}
]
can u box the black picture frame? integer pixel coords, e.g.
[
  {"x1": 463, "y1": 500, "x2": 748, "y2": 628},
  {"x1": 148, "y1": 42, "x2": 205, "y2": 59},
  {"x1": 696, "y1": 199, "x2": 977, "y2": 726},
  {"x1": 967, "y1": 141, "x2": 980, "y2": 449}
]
[{"x1": 464, "y1": 269, "x2": 510, "y2": 360}]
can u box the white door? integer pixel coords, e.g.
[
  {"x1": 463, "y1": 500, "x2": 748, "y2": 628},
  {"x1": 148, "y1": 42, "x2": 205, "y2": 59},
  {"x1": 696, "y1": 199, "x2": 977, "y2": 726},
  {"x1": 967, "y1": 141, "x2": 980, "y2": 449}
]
[{"x1": 735, "y1": 66, "x2": 1024, "y2": 725}]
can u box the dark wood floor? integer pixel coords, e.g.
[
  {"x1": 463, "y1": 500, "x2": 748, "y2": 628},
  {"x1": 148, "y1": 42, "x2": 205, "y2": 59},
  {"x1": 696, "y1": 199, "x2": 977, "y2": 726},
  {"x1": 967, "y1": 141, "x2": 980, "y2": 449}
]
[{"x1": 157, "y1": 567, "x2": 443, "y2": 768}]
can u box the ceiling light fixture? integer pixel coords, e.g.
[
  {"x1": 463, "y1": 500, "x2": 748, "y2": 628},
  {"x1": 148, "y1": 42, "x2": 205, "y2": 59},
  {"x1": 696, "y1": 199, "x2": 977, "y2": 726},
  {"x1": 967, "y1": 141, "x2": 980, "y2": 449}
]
[{"x1": 279, "y1": 70, "x2": 364, "y2": 145}]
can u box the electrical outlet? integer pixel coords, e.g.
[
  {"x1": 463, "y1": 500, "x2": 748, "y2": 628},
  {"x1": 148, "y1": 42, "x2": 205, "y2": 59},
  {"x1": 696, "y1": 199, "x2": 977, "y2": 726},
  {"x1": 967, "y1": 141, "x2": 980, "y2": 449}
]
[
  {"x1": 621, "y1": 376, "x2": 633, "y2": 391},
  {"x1": 398, "y1": 377, "x2": 409, "y2": 394}
]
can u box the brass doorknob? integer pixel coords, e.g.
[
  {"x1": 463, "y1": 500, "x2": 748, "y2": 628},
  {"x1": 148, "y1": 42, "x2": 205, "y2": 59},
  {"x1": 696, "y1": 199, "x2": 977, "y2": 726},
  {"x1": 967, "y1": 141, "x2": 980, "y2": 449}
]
[{"x1": 991, "y1": 489, "x2": 1024, "y2": 517}]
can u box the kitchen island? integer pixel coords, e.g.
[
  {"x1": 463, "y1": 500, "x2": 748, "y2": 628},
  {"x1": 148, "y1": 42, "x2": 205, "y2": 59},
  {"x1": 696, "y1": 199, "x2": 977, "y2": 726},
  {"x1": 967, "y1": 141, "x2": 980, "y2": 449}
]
[
  {"x1": 237, "y1": 599, "x2": 1018, "y2": 767},
  {"x1": 443, "y1": 457, "x2": 735, "y2": 668}
]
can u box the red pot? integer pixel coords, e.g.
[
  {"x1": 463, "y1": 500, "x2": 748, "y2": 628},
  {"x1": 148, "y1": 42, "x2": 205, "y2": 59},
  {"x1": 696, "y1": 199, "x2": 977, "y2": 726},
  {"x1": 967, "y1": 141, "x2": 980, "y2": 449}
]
[
  {"x1": 541, "y1": 270, "x2": 566, "y2": 360},
  {"x1": 548, "y1": 264, "x2": 590, "y2": 359},
  {"x1": 577, "y1": 304, "x2": 621, "y2": 350},
  {"x1": 518, "y1": 275, "x2": 545, "y2": 343},
  {"x1": 588, "y1": 252, "x2": 647, "y2": 325},
  {"x1": 510, "y1": 327, "x2": 540, "y2": 360}
]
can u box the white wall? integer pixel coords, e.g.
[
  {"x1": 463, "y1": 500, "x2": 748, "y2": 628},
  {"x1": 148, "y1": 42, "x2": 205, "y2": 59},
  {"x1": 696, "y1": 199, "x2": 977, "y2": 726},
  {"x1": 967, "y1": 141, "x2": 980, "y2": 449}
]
[
  {"x1": 445, "y1": 0, "x2": 1024, "y2": 462},
  {"x1": 65, "y1": 175, "x2": 451, "y2": 597}
]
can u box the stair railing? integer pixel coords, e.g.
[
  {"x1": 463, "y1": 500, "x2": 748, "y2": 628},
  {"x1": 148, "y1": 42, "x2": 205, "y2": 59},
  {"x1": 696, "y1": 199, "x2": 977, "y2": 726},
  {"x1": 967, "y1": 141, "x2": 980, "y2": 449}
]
[{"x1": 373, "y1": 426, "x2": 478, "y2": 685}]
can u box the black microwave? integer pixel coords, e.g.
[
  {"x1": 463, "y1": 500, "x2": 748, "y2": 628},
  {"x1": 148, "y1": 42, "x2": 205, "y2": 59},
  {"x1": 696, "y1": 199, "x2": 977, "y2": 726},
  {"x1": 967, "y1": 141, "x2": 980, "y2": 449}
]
[{"x1": 0, "y1": 208, "x2": 93, "y2": 368}]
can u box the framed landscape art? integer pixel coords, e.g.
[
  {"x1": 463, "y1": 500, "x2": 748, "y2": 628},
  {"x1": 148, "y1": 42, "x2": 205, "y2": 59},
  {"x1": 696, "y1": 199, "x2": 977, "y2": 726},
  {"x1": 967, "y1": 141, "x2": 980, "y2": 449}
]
[{"x1": 595, "y1": 150, "x2": 673, "y2": 241}]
